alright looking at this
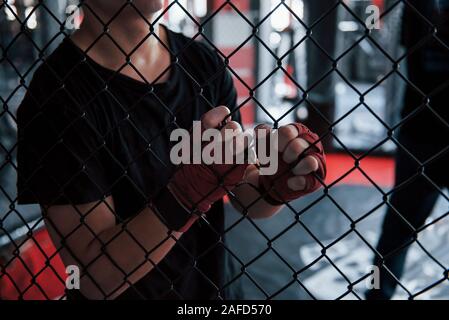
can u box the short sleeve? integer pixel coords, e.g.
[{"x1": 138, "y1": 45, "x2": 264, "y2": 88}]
[{"x1": 16, "y1": 88, "x2": 111, "y2": 206}]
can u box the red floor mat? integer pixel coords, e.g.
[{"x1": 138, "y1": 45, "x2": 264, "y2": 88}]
[{"x1": 325, "y1": 153, "x2": 395, "y2": 188}]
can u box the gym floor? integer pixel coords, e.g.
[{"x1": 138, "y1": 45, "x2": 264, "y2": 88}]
[{"x1": 224, "y1": 154, "x2": 449, "y2": 300}]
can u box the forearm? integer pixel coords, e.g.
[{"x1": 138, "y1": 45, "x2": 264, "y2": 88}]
[
  {"x1": 231, "y1": 165, "x2": 282, "y2": 219},
  {"x1": 78, "y1": 209, "x2": 181, "y2": 299}
]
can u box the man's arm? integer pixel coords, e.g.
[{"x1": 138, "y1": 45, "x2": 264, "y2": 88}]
[
  {"x1": 44, "y1": 197, "x2": 182, "y2": 300},
  {"x1": 43, "y1": 106, "x2": 249, "y2": 300}
]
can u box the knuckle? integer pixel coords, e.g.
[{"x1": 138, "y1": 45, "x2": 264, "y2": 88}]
[
  {"x1": 228, "y1": 121, "x2": 242, "y2": 131},
  {"x1": 298, "y1": 138, "x2": 310, "y2": 149},
  {"x1": 255, "y1": 123, "x2": 271, "y2": 131},
  {"x1": 217, "y1": 105, "x2": 231, "y2": 115},
  {"x1": 278, "y1": 126, "x2": 290, "y2": 137},
  {"x1": 255, "y1": 124, "x2": 270, "y2": 134},
  {"x1": 279, "y1": 125, "x2": 297, "y2": 139},
  {"x1": 254, "y1": 125, "x2": 271, "y2": 140},
  {"x1": 290, "y1": 139, "x2": 304, "y2": 154},
  {"x1": 305, "y1": 156, "x2": 319, "y2": 171},
  {"x1": 202, "y1": 117, "x2": 214, "y2": 128},
  {"x1": 311, "y1": 157, "x2": 320, "y2": 170}
]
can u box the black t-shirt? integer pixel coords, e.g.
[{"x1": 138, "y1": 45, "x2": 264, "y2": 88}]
[{"x1": 16, "y1": 26, "x2": 240, "y2": 299}]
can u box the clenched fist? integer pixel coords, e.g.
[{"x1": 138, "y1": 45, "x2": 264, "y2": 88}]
[{"x1": 255, "y1": 123, "x2": 326, "y2": 205}]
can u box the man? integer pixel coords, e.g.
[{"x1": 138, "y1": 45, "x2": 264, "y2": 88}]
[
  {"x1": 16, "y1": 0, "x2": 326, "y2": 300},
  {"x1": 366, "y1": 0, "x2": 449, "y2": 300}
]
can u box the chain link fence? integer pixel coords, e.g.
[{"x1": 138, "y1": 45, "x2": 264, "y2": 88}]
[{"x1": 0, "y1": 0, "x2": 448, "y2": 300}]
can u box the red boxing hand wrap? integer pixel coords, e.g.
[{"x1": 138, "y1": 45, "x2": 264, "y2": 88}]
[
  {"x1": 169, "y1": 163, "x2": 248, "y2": 214},
  {"x1": 155, "y1": 165, "x2": 243, "y2": 233},
  {"x1": 258, "y1": 123, "x2": 326, "y2": 205},
  {"x1": 157, "y1": 121, "x2": 249, "y2": 233}
]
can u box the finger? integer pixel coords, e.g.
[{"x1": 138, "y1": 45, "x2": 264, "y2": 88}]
[
  {"x1": 254, "y1": 124, "x2": 272, "y2": 158},
  {"x1": 287, "y1": 176, "x2": 306, "y2": 191},
  {"x1": 220, "y1": 121, "x2": 243, "y2": 138},
  {"x1": 278, "y1": 124, "x2": 300, "y2": 152},
  {"x1": 282, "y1": 138, "x2": 310, "y2": 164},
  {"x1": 201, "y1": 106, "x2": 231, "y2": 129},
  {"x1": 220, "y1": 121, "x2": 246, "y2": 157},
  {"x1": 292, "y1": 156, "x2": 319, "y2": 176},
  {"x1": 254, "y1": 124, "x2": 272, "y2": 139}
]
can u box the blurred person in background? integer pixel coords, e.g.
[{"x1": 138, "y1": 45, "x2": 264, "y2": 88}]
[{"x1": 366, "y1": 0, "x2": 449, "y2": 300}]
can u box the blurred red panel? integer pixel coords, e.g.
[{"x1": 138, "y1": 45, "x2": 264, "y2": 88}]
[
  {"x1": 326, "y1": 153, "x2": 395, "y2": 188},
  {"x1": 0, "y1": 229, "x2": 66, "y2": 300}
]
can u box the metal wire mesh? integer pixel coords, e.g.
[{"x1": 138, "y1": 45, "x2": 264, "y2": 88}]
[{"x1": 0, "y1": 0, "x2": 448, "y2": 300}]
